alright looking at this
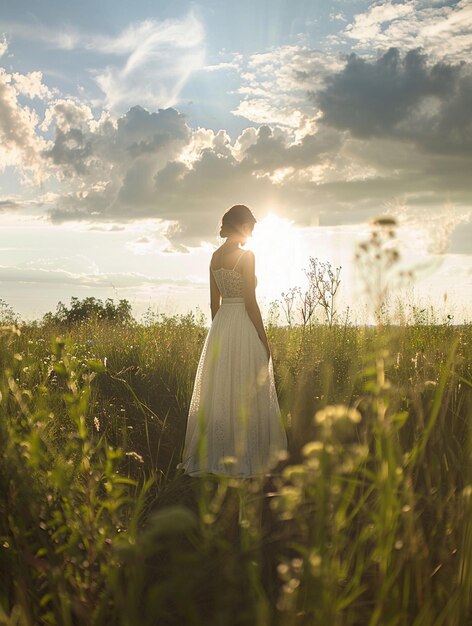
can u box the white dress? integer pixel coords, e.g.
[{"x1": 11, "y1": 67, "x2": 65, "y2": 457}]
[{"x1": 181, "y1": 250, "x2": 287, "y2": 477}]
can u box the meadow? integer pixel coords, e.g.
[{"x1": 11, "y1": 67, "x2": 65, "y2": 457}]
[{"x1": 1, "y1": 295, "x2": 471, "y2": 625}]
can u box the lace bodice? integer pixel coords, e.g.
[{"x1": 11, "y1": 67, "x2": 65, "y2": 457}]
[
  {"x1": 212, "y1": 268, "x2": 242, "y2": 297},
  {"x1": 211, "y1": 249, "x2": 257, "y2": 298}
]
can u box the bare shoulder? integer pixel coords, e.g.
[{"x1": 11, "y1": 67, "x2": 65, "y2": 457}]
[
  {"x1": 242, "y1": 249, "x2": 255, "y2": 260},
  {"x1": 241, "y1": 249, "x2": 255, "y2": 271},
  {"x1": 210, "y1": 246, "x2": 223, "y2": 264}
]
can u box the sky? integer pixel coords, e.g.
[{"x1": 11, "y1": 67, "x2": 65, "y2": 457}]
[{"x1": 0, "y1": 0, "x2": 471, "y2": 325}]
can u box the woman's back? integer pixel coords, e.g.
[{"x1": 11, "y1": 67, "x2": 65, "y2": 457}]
[
  {"x1": 211, "y1": 245, "x2": 247, "y2": 273},
  {"x1": 210, "y1": 247, "x2": 257, "y2": 299}
]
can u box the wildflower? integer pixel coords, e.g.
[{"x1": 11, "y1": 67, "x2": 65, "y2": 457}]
[
  {"x1": 125, "y1": 451, "x2": 144, "y2": 463},
  {"x1": 291, "y1": 558, "x2": 303, "y2": 573},
  {"x1": 301, "y1": 441, "x2": 323, "y2": 458},
  {"x1": 282, "y1": 465, "x2": 306, "y2": 485},
  {"x1": 309, "y1": 550, "x2": 322, "y2": 576},
  {"x1": 271, "y1": 485, "x2": 302, "y2": 520},
  {"x1": 277, "y1": 563, "x2": 290, "y2": 579},
  {"x1": 314, "y1": 404, "x2": 361, "y2": 426},
  {"x1": 286, "y1": 578, "x2": 300, "y2": 591},
  {"x1": 462, "y1": 485, "x2": 472, "y2": 499},
  {"x1": 304, "y1": 457, "x2": 321, "y2": 472}
]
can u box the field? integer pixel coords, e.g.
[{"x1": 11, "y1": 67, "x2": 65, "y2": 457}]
[{"x1": 1, "y1": 305, "x2": 471, "y2": 626}]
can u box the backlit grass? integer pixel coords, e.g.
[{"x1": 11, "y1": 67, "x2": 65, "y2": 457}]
[{"x1": 1, "y1": 308, "x2": 471, "y2": 625}]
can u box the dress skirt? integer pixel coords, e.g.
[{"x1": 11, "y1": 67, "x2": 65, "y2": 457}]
[{"x1": 181, "y1": 297, "x2": 287, "y2": 477}]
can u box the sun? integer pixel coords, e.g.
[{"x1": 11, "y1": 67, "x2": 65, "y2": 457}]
[{"x1": 245, "y1": 212, "x2": 304, "y2": 302}]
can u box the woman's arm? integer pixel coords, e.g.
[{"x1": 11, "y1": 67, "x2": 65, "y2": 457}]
[
  {"x1": 210, "y1": 265, "x2": 221, "y2": 321},
  {"x1": 242, "y1": 250, "x2": 270, "y2": 360}
]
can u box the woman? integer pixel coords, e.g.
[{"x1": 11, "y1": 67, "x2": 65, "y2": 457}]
[{"x1": 180, "y1": 205, "x2": 287, "y2": 477}]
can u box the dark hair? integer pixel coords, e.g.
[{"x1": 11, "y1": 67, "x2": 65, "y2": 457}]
[{"x1": 219, "y1": 205, "x2": 257, "y2": 238}]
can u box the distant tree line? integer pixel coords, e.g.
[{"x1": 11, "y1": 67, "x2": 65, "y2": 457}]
[
  {"x1": 42, "y1": 297, "x2": 135, "y2": 326},
  {"x1": 0, "y1": 299, "x2": 20, "y2": 325}
]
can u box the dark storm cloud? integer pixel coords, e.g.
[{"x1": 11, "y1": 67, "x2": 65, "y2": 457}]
[{"x1": 315, "y1": 47, "x2": 472, "y2": 155}]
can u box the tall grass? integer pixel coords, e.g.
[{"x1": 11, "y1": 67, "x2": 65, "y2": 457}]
[{"x1": 1, "y1": 302, "x2": 471, "y2": 624}]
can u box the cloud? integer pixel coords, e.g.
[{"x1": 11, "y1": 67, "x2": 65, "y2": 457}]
[
  {"x1": 1, "y1": 14, "x2": 203, "y2": 55},
  {"x1": 87, "y1": 224, "x2": 125, "y2": 232},
  {"x1": 0, "y1": 21, "x2": 82, "y2": 50},
  {"x1": 12, "y1": 71, "x2": 54, "y2": 100},
  {"x1": 343, "y1": 0, "x2": 472, "y2": 63},
  {"x1": 0, "y1": 264, "x2": 201, "y2": 289},
  {"x1": 232, "y1": 45, "x2": 344, "y2": 132},
  {"x1": 0, "y1": 67, "x2": 51, "y2": 182},
  {"x1": 1, "y1": 31, "x2": 471, "y2": 253},
  {"x1": 330, "y1": 12, "x2": 347, "y2": 23},
  {"x1": 44, "y1": 105, "x2": 191, "y2": 225},
  {"x1": 344, "y1": 1, "x2": 415, "y2": 42},
  {"x1": 315, "y1": 47, "x2": 472, "y2": 155},
  {"x1": 203, "y1": 60, "x2": 241, "y2": 73},
  {"x1": 88, "y1": 18, "x2": 204, "y2": 55},
  {"x1": 42, "y1": 102, "x2": 188, "y2": 178},
  {"x1": 233, "y1": 99, "x2": 312, "y2": 129},
  {"x1": 0, "y1": 35, "x2": 7, "y2": 57},
  {"x1": 92, "y1": 14, "x2": 206, "y2": 113},
  {"x1": 0, "y1": 199, "x2": 19, "y2": 212},
  {"x1": 235, "y1": 124, "x2": 342, "y2": 173},
  {"x1": 40, "y1": 98, "x2": 95, "y2": 134},
  {"x1": 37, "y1": 90, "x2": 472, "y2": 252},
  {"x1": 41, "y1": 102, "x2": 341, "y2": 248},
  {"x1": 2, "y1": 15, "x2": 206, "y2": 113}
]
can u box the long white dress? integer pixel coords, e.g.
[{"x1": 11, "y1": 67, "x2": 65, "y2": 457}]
[{"x1": 181, "y1": 250, "x2": 287, "y2": 477}]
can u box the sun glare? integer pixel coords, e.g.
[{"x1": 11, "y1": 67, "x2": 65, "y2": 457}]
[{"x1": 246, "y1": 212, "x2": 305, "y2": 303}]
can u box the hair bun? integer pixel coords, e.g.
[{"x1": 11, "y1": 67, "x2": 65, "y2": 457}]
[{"x1": 219, "y1": 205, "x2": 256, "y2": 239}]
